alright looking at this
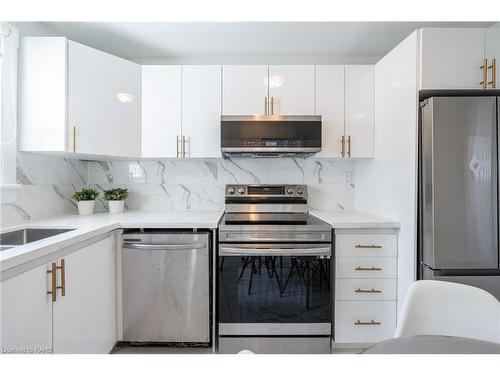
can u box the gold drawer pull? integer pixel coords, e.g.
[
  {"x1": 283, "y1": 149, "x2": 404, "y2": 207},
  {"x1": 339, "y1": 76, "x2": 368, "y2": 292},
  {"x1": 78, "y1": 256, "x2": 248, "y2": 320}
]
[
  {"x1": 341, "y1": 135, "x2": 346, "y2": 157},
  {"x1": 176, "y1": 135, "x2": 181, "y2": 158},
  {"x1": 488, "y1": 58, "x2": 496, "y2": 88},
  {"x1": 480, "y1": 58, "x2": 488, "y2": 89},
  {"x1": 355, "y1": 266, "x2": 382, "y2": 271},
  {"x1": 182, "y1": 135, "x2": 188, "y2": 158},
  {"x1": 46, "y1": 262, "x2": 57, "y2": 302},
  {"x1": 355, "y1": 244, "x2": 382, "y2": 249},
  {"x1": 56, "y1": 259, "x2": 65, "y2": 296},
  {"x1": 354, "y1": 320, "x2": 381, "y2": 326},
  {"x1": 355, "y1": 288, "x2": 382, "y2": 293}
]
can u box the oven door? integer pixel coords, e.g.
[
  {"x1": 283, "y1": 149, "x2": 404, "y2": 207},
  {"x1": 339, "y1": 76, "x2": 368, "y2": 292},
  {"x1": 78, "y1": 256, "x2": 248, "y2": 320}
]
[{"x1": 218, "y1": 243, "x2": 332, "y2": 336}]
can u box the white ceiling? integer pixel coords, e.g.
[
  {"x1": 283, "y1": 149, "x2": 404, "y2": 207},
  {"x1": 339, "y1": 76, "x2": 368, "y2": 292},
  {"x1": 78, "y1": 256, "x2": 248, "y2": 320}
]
[{"x1": 13, "y1": 22, "x2": 495, "y2": 64}]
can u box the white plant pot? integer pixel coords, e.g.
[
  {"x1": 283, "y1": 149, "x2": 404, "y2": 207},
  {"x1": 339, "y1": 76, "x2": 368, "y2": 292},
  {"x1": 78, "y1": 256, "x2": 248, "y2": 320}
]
[
  {"x1": 108, "y1": 200, "x2": 125, "y2": 214},
  {"x1": 77, "y1": 200, "x2": 96, "y2": 216}
]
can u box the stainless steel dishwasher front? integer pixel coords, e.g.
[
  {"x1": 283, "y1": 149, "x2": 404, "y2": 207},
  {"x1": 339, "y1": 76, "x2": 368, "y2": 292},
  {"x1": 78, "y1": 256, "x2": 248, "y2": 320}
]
[{"x1": 121, "y1": 231, "x2": 210, "y2": 344}]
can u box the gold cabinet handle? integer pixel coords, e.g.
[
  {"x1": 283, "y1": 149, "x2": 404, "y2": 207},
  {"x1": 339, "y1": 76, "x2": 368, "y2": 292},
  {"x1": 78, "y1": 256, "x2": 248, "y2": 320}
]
[
  {"x1": 355, "y1": 244, "x2": 383, "y2": 249},
  {"x1": 56, "y1": 259, "x2": 65, "y2": 296},
  {"x1": 488, "y1": 58, "x2": 496, "y2": 88},
  {"x1": 347, "y1": 135, "x2": 351, "y2": 157},
  {"x1": 354, "y1": 320, "x2": 381, "y2": 326},
  {"x1": 182, "y1": 135, "x2": 188, "y2": 158},
  {"x1": 265, "y1": 97, "x2": 268, "y2": 115},
  {"x1": 355, "y1": 266, "x2": 382, "y2": 271},
  {"x1": 341, "y1": 135, "x2": 346, "y2": 157},
  {"x1": 355, "y1": 288, "x2": 382, "y2": 293},
  {"x1": 72, "y1": 126, "x2": 76, "y2": 153},
  {"x1": 480, "y1": 58, "x2": 488, "y2": 89},
  {"x1": 271, "y1": 96, "x2": 275, "y2": 115},
  {"x1": 47, "y1": 262, "x2": 57, "y2": 302},
  {"x1": 176, "y1": 135, "x2": 182, "y2": 158}
]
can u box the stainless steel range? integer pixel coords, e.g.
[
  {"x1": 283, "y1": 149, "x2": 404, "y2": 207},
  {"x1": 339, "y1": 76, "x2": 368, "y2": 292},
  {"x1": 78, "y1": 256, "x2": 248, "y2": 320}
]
[{"x1": 217, "y1": 184, "x2": 332, "y2": 354}]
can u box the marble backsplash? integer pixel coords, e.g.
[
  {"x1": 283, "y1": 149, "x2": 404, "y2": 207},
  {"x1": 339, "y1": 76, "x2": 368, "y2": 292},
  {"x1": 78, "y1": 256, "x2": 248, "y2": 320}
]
[
  {"x1": 1, "y1": 152, "x2": 88, "y2": 226},
  {"x1": 87, "y1": 158, "x2": 355, "y2": 212},
  {"x1": 1, "y1": 153, "x2": 355, "y2": 226}
]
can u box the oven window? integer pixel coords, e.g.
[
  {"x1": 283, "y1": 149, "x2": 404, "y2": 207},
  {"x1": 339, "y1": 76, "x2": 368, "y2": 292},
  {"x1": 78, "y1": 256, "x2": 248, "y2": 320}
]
[{"x1": 219, "y1": 255, "x2": 331, "y2": 324}]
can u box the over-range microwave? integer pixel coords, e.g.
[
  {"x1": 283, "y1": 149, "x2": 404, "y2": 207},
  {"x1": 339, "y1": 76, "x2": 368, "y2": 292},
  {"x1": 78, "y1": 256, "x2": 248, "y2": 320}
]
[{"x1": 220, "y1": 115, "x2": 322, "y2": 158}]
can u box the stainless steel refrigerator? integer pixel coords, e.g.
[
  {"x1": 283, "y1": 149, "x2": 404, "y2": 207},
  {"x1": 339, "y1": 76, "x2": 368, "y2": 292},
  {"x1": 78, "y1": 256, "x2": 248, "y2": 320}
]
[{"x1": 418, "y1": 94, "x2": 500, "y2": 300}]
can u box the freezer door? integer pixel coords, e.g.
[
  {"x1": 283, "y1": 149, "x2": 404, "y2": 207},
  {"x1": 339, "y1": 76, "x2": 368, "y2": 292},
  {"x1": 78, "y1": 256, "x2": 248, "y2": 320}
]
[{"x1": 421, "y1": 97, "x2": 499, "y2": 270}]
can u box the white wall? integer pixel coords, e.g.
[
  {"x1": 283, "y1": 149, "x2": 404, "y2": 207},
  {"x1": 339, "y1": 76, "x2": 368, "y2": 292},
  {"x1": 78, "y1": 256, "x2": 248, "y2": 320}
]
[
  {"x1": 354, "y1": 31, "x2": 419, "y2": 314},
  {"x1": 0, "y1": 23, "x2": 19, "y2": 186}
]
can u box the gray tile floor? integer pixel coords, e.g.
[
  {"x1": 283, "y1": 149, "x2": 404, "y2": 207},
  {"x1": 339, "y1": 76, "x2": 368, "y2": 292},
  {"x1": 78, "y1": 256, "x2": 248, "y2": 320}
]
[
  {"x1": 111, "y1": 345, "x2": 364, "y2": 354},
  {"x1": 112, "y1": 345, "x2": 214, "y2": 354}
]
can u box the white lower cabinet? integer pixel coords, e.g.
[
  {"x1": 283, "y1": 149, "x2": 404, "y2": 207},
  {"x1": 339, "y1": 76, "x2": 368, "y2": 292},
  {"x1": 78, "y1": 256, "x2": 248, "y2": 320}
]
[
  {"x1": 52, "y1": 236, "x2": 116, "y2": 353},
  {"x1": 0, "y1": 235, "x2": 116, "y2": 354},
  {"x1": 335, "y1": 301, "x2": 397, "y2": 343},
  {"x1": 0, "y1": 264, "x2": 53, "y2": 353},
  {"x1": 334, "y1": 229, "x2": 398, "y2": 344},
  {"x1": 335, "y1": 279, "x2": 397, "y2": 301},
  {"x1": 336, "y1": 256, "x2": 397, "y2": 279}
]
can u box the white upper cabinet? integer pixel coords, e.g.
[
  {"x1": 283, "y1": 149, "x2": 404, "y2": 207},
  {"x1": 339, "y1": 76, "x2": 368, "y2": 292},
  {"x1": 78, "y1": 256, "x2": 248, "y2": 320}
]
[
  {"x1": 141, "y1": 66, "x2": 182, "y2": 158},
  {"x1": 485, "y1": 26, "x2": 499, "y2": 89},
  {"x1": 0, "y1": 263, "x2": 53, "y2": 352},
  {"x1": 19, "y1": 37, "x2": 68, "y2": 153},
  {"x1": 419, "y1": 28, "x2": 487, "y2": 90},
  {"x1": 315, "y1": 65, "x2": 345, "y2": 158},
  {"x1": 222, "y1": 65, "x2": 269, "y2": 115},
  {"x1": 345, "y1": 65, "x2": 375, "y2": 158},
  {"x1": 181, "y1": 66, "x2": 222, "y2": 158},
  {"x1": 19, "y1": 37, "x2": 142, "y2": 158},
  {"x1": 268, "y1": 65, "x2": 315, "y2": 115},
  {"x1": 68, "y1": 41, "x2": 141, "y2": 157}
]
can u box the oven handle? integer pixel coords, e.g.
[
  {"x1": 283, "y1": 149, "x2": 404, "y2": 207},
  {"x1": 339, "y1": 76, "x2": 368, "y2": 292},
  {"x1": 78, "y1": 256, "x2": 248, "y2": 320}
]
[{"x1": 219, "y1": 245, "x2": 331, "y2": 257}]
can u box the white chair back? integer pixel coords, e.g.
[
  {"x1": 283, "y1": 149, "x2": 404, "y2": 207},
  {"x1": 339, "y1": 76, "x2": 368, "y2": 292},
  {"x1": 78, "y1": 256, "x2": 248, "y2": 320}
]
[{"x1": 395, "y1": 280, "x2": 500, "y2": 343}]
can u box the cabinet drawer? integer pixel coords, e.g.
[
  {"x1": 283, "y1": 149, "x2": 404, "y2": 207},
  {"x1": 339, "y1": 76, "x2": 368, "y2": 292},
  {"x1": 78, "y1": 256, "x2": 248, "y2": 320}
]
[
  {"x1": 336, "y1": 279, "x2": 396, "y2": 301},
  {"x1": 335, "y1": 301, "x2": 396, "y2": 343},
  {"x1": 336, "y1": 257, "x2": 397, "y2": 279},
  {"x1": 336, "y1": 233, "x2": 397, "y2": 257}
]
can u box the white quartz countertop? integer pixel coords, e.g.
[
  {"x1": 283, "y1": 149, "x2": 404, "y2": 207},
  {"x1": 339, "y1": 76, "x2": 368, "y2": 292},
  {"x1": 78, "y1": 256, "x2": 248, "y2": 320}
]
[
  {"x1": 310, "y1": 209, "x2": 400, "y2": 229},
  {"x1": 0, "y1": 210, "x2": 224, "y2": 272},
  {"x1": 1, "y1": 209, "x2": 399, "y2": 272}
]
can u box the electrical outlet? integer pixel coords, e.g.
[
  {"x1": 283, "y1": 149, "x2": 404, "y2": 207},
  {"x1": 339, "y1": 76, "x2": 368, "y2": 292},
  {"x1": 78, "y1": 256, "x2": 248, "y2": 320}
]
[{"x1": 343, "y1": 173, "x2": 351, "y2": 185}]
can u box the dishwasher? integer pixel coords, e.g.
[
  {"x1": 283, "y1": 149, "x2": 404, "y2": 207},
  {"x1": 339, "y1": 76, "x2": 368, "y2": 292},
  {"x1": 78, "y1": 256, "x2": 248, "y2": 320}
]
[{"x1": 121, "y1": 230, "x2": 211, "y2": 345}]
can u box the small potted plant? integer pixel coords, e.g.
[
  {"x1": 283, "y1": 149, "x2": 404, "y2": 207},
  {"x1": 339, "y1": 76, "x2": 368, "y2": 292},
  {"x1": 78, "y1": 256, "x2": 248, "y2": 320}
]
[
  {"x1": 72, "y1": 188, "x2": 99, "y2": 216},
  {"x1": 103, "y1": 188, "x2": 128, "y2": 214}
]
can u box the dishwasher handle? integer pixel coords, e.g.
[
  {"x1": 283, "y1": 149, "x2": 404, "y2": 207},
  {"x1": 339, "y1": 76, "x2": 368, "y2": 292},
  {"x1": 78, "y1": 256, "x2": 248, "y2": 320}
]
[{"x1": 123, "y1": 243, "x2": 207, "y2": 251}]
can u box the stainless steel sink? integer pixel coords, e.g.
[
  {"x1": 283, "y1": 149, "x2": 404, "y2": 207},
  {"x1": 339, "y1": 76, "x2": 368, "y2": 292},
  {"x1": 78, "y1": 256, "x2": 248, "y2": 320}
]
[{"x1": 0, "y1": 228, "x2": 75, "y2": 250}]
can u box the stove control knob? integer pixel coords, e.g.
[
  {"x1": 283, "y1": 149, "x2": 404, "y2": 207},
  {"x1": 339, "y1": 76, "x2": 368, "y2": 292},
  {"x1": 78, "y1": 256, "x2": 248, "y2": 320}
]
[
  {"x1": 297, "y1": 188, "x2": 304, "y2": 195},
  {"x1": 227, "y1": 187, "x2": 235, "y2": 195},
  {"x1": 287, "y1": 187, "x2": 294, "y2": 195},
  {"x1": 238, "y1": 187, "x2": 246, "y2": 194}
]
